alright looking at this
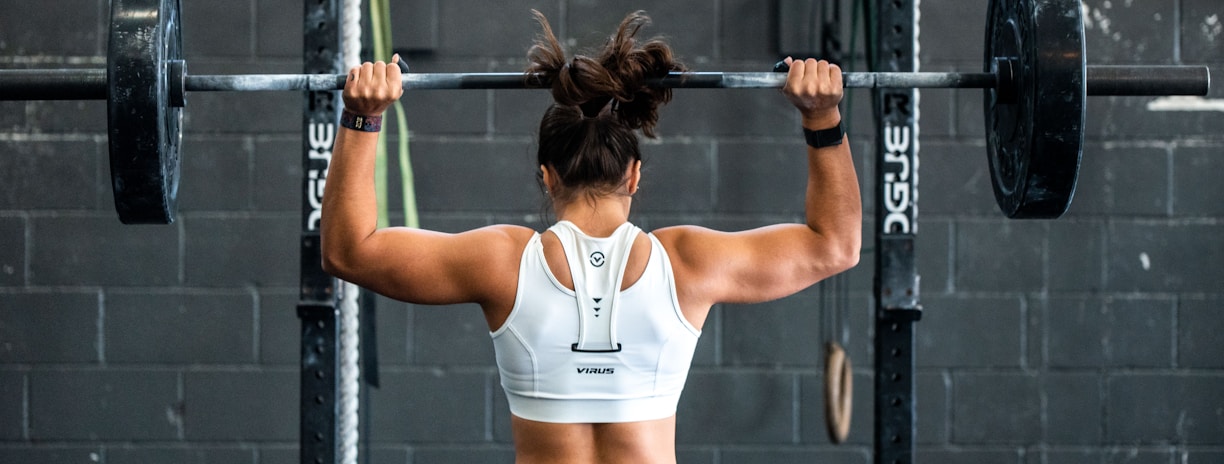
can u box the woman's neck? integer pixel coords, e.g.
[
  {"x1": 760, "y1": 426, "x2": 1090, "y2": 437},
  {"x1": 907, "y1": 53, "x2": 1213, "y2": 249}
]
[{"x1": 554, "y1": 194, "x2": 632, "y2": 237}]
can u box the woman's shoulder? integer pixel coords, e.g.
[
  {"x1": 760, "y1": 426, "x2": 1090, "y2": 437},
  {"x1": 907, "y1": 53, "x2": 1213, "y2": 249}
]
[
  {"x1": 483, "y1": 223, "x2": 539, "y2": 236},
  {"x1": 471, "y1": 224, "x2": 539, "y2": 248},
  {"x1": 649, "y1": 224, "x2": 712, "y2": 245}
]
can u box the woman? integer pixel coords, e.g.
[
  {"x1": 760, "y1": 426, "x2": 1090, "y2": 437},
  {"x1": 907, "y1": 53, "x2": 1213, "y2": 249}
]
[{"x1": 321, "y1": 10, "x2": 860, "y2": 464}]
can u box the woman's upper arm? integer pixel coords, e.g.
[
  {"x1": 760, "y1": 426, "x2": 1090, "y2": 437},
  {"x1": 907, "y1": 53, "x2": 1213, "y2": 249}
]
[
  {"x1": 655, "y1": 224, "x2": 858, "y2": 307},
  {"x1": 326, "y1": 224, "x2": 533, "y2": 306}
]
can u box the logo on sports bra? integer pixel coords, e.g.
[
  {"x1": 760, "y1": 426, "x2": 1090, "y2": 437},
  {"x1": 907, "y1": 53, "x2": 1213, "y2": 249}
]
[
  {"x1": 589, "y1": 251, "x2": 606, "y2": 267},
  {"x1": 576, "y1": 367, "x2": 615, "y2": 374}
]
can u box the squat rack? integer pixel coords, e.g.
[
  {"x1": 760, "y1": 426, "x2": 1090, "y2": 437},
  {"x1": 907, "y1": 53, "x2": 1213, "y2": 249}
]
[{"x1": 292, "y1": 1, "x2": 923, "y2": 463}]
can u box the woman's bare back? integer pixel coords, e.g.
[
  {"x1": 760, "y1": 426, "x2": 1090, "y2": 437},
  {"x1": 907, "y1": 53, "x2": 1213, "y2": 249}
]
[{"x1": 510, "y1": 415, "x2": 678, "y2": 464}]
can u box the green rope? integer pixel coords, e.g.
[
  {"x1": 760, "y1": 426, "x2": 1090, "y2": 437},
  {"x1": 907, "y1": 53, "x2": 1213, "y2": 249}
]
[
  {"x1": 394, "y1": 102, "x2": 417, "y2": 228},
  {"x1": 370, "y1": 0, "x2": 389, "y2": 229},
  {"x1": 369, "y1": 0, "x2": 418, "y2": 229}
]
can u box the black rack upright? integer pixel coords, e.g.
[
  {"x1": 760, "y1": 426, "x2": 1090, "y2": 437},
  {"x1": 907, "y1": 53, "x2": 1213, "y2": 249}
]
[
  {"x1": 299, "y1": 0, "x2": 343, "y2": 463},
  {"x1": 872, "y1": 1, "x2": 922, "y2": 463}
]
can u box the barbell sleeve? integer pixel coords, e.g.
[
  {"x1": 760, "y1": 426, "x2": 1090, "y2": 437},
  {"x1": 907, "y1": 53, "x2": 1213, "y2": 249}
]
[
  {"x1": 1086, "y1": 65, "x2": 1211, "y2": 97},
  {"x1": 0, "y1": 69, "x2": 108, "y2": 100}
]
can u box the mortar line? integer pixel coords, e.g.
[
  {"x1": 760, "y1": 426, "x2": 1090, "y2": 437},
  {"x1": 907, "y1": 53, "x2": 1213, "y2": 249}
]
[
  {"x1": 97, "y1": 291, "x2": 106, "y2": 365},
  {"x1": 791, "y1": 373, "x2": 801, "y2": 443},
  {"x1": 247, "y1": 136, "x2": 258, "y2": 211},
  {"x1": 1174, "y1": 0, "x2": 1183, "y2": 63},
  {"x1": 945, "y1": 219, "x2": 954, "y2": 293},
  {"x1": 1170, "y1": 296, "x2": 1180, "y2": 369},
  {"x1": 712, "y1": 0, "x2": 723, "y2": 61},
  {"x1": 1098, "y1": 368, "x2": 1109, "y2": 443},
  {"x1": 177, "y1": 370, "x2": 186, "y2": 440},
  {"x1": 1020, "y1": 294, "x2": 1029, "y2": 371},
  {"x1": 23, "y1": 212, "x2": 31, "y2": 287},
  {"x1": 178, "y1": 218, "x2": 186, "y2": 285},
  {"x1": 558, "y1": 0, "x2": 568, "y2": 41},
  {"x1": 713, "y1": 304, "x2": 723, "y2": 366},
  {"x1": 97, "y1": 0, "x2": 108, "y2": 57},
  {"x1": 486, "y1": 88, "x2": 495, "y2": 135},
  {"x1": 252, "y1": 285, "x2": 262, "y2": 363},
  {"x1": 246, "y1": 0, "x2": 256, "y2": 58},
  {"x1": 709, "y1": 140, "x2": 719, "y2": 225},
  {"x1": 485, "y1": 371, "x2": 495, "y2": 441},
  {"x1": 22, "y1": 373, "x2": 29, "y2": 441},
  {"x1": 1100, "y1": 219, "x2": 1110, "y2": 291}
]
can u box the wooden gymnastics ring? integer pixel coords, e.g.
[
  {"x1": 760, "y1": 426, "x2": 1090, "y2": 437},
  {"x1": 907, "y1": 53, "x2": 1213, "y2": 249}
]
[{"x1": 824, "y1": 341, "x2": 852, "y2": 444}]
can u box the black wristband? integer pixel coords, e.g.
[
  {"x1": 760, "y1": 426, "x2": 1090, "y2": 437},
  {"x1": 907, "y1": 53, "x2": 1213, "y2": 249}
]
[
  {"x1": 340, "y1": 110, "x2": 382, "y2": 132},
  {"x1": 803, "y1": 123, "x2": 845, "y2": 149}
]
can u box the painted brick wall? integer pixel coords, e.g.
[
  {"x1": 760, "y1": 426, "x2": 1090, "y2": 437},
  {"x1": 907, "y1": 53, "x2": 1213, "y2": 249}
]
[{"x1": 1, "y1": 0, "x2": 1221, "y2": 463}]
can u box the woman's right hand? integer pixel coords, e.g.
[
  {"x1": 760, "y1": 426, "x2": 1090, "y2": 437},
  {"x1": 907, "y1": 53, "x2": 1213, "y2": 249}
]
[
  {"x1": 781, "y1": 57, "x2": 844, "y2": 130},
  {"x1": 342, "y1": 54, "x2": 405, "y2": 117}
]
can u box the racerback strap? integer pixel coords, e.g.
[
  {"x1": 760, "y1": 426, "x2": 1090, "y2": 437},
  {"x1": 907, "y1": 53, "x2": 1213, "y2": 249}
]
[{"x1": 549, "y1": 221, "x2": 640, "y2": 353}]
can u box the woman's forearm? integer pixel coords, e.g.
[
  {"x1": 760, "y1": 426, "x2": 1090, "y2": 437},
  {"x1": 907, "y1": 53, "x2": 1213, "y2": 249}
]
[
  {"x1": 803, "y1": 116, "x2": 863, "y2": 264},
  {"x1": 322, "y1": 58, "x2": 405, "y2": 276},
  {"x1": 320, "y1": 127, "x2": 382, "y2": 274}
]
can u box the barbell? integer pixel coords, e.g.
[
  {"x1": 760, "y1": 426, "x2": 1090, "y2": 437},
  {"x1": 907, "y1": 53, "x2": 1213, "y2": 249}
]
[{"x1": 0, "y1": 0, "x2": 1212, "y2": 223}]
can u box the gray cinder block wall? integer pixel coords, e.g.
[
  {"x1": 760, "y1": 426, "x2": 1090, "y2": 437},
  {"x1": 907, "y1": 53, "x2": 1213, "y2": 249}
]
[{"x1": 1, "y1": 0, "x2": 1221, "y2": 463}]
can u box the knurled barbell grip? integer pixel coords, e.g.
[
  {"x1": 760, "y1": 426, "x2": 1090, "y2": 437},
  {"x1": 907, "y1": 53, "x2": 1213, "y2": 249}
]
[
  {"x1": 0, "y1": 70, "x2": 993, "y2": 97},
  {"x1": 173, "y1": 67, "x2": 1217, "y2": 95},
  {"x1": 182, "y1": 71, "x2": 999, "y2": 91}
]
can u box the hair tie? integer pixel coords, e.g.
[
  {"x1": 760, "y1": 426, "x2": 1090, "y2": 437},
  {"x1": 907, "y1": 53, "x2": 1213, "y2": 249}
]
[{"x1": 579, "y1": 96, "x2": 613, "y2": 118}]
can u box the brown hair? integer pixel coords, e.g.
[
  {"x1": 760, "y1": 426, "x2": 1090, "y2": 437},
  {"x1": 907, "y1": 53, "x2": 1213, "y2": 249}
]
[{"x1": 526, "y1": 10, "x2": 685, "y2": 202}]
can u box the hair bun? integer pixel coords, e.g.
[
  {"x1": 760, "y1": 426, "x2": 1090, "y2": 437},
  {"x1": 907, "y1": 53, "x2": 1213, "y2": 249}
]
[{"x1": 525, "y1": 9, "x2": 685, "y2": 138}]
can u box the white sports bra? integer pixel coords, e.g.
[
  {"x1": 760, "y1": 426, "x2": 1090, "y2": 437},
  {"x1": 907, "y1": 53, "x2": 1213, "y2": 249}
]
[{"x1": 490, "y1": 221, "x2": 701, "y2": 423}]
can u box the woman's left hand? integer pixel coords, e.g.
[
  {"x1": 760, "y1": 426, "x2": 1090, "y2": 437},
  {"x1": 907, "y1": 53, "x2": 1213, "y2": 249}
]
[{"x1": 342, "y1": 54, "x2": 405, "y2": 116}]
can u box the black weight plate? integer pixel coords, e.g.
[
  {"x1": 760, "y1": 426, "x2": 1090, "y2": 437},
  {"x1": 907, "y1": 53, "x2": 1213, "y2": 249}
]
[
  {"x1": 983, "y1": 0, "x2": 1086, "y2": 219},
  {"x1": 108, "y1": 0, "x2": 183, "y2": 224}
]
